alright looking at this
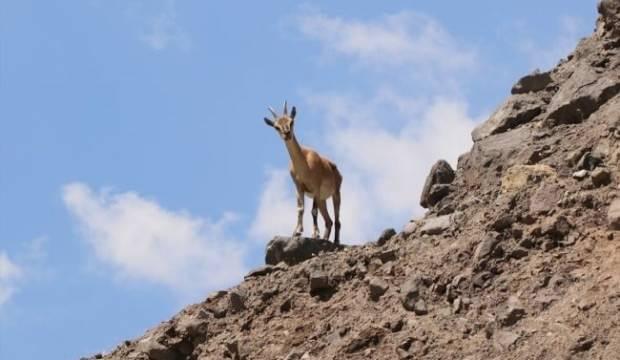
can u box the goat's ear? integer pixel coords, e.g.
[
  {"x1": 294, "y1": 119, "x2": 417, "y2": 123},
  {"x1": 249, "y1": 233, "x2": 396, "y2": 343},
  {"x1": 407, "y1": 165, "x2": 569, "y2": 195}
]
[
  {"x1": 264, "y1": 117, "x2": 275, "y2": 127},
  {"x1": 290, "y1": 106, "x2": 297, "y2": 120}
]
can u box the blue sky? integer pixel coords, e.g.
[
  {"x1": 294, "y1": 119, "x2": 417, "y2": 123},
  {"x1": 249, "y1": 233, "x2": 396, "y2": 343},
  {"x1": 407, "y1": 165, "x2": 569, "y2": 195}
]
[{"x1": 0, "y1": 1, "x2": 597, "y2": 359}]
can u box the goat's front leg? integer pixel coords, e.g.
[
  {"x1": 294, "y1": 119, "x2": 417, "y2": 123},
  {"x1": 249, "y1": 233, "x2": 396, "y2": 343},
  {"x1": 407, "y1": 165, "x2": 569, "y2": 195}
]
[
  {"x1": 311, "y1": 199, "x2": 320, "y2": 239},
  {"x1": 293, "y1": 187, "x2": 304, "y2": 237}
]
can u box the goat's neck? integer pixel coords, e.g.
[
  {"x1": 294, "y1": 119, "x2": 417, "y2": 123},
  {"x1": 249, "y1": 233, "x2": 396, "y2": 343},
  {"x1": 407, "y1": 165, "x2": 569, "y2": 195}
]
[{"x1": 285, "y1": 134, "x2": 310, "y2": 177}]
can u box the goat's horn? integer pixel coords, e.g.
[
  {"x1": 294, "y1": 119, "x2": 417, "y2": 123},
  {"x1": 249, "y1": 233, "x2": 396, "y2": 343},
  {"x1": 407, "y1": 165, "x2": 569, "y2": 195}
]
[
  {"x1": 283, "y1": 100, "x2": 288, "y2": 115},
  {"x1": 268, "y1": 106, "x2": 278, "y2": 118}
]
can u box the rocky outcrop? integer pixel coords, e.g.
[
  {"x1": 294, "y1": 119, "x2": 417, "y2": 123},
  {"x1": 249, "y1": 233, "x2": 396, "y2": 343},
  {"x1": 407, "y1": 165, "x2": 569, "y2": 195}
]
[
  {"x1": 89, "y1": 3, "x2": 620, "y2": 360},
  {"x1": 419, "y1": 160, "x2": 455, "y2": 208},
  {"x1": 265, "y1": 236, "x2": 342, "y2": 266}
]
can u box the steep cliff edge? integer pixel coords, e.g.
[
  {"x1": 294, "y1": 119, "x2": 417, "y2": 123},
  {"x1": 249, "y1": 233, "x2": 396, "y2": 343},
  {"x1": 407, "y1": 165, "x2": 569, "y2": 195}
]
[{"x1": 89, "y1": 2, "x2": 620, "y2": 359}]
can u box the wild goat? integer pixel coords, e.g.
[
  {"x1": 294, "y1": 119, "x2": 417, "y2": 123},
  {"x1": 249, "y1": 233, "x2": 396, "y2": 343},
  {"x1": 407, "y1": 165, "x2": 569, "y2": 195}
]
[{"x1": 263, "y1": 102, "x2": 343, "y2": 244}]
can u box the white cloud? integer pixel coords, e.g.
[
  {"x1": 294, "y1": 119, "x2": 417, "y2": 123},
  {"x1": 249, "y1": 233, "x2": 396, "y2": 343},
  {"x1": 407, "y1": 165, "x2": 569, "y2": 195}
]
[
  {"x1": 0, "y1": 252, "x2": 21, "y2": 308},
  {"x1": 139, "y1": 0, "x2": 191, "y2": 51},
  {"x1": 251, "y1": 93, "x2": 479, "y2": 244},
  {"x1": 62, "y1": 183, "x2": 246, "y2": 295},
  {"x1": 298, "y1": 10, "x2": 477, "y2": 76},
  {"x1": 519, "y1": 15, "x2": 588, "y2": 70},
  {"x1": 250, "y1": 10, "x2": 482, "y2": 244}
]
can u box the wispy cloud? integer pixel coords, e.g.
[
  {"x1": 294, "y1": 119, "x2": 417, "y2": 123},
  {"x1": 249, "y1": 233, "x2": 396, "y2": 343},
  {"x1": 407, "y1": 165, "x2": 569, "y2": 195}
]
[
  {"x1": 139, "y1": 0, "x2": 191, "y2": 51},
  {"x1": 62, "y1": 183, "x2": 246, "y2": 296},
  {"x1": 0, "y1": 252, "x2": 21, "y2": 308},
  {"x1": 298, "y1": 10, "x2": 477, "y2": 77},
  {"x1": 518, "y1": 15, "x2": 588, "y2": 70}
]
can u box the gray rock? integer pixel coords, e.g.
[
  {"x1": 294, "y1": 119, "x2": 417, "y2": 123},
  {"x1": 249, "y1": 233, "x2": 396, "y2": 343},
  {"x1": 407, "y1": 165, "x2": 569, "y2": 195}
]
[
  {"x1": 591, "y1": 167, "x2": 612, "y2": 187},
  {"x1": 530, "y1": 182, "x2": 562, "y2": 215},
  {"x1": 578, "y1": 152, "x2": 603, "y2": 171},
  {"x1": 265, "y1": 236, "x2": 342, "y2": 266},
  {"x1": 413, "y1": 300, "x2": 428, "y2": 315},
  {"x1": 376, "y1": 228, "x2": 396, "y2": 246},
  {"x1": 400, "y1": 278, "x2": 423, "y2": 311},
  {"x1": 472, "y1": 93, "x2": 544, "y2": 141},
  {"x1": 309, "y1": 272, "x2": 330, "y2": 292},
  {"x1": 474, "y1": 236, "x2": 500, "y2": 267},
  {"x1": 572, "y1": 169, "x2": 589, "y2": 180},
  {"x1": 607, "y1": 199, "x2": 620, "y2": 230},
  {"x1": 420, "y1": 160, "x2": 455, "y2": 208},
  {"x1": 511, "y1": 70, "x2": 553, "y2": 94},
  {"x1": 493, "y1": 330, "x2": 520, "y2": 351},
  {"x1": 229, "y1": 289, "x2": 246, "y2": 314},
  {"x1": 419, "y1": 214, "x2": 454, "y2": 235},
  {"x1": 546, "y1": 64, "x2": 620, "y2": 126},
  {"x1": 136, "y1": 339, "x2": 180, "y2": 360},
  {"x1": 541, "y1": 215, "x2": 572, "y2": 240},
  {"x1": 401, "y1": 221, "x2": 417, "y2": 236},
  {"x1": 500, "y1": 301, "x2": 526, "y2": 327},
  {"x1": 368, "y1": 277, "x2": 389, "y2": 301}
]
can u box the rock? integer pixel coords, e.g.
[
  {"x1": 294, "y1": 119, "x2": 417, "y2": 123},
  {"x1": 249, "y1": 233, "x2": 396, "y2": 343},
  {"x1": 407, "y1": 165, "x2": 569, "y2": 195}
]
[
  {"x1": 309, "y1": 272, "x2": 330, "y2": 292},
  {"x1": 419, "y1": 214, "x2": 455, "y2": 235},
  {"x1": 491, "y1": 214, "x2": 515, "y2": 232},
  {"x1": 591, "y1": 167, "x2": 612, "y2": 187},
  {"x1": 420, "y1": 160, "x2": 455, "y2": 208},
  {"x1": 541, "y1": 215, "x2": 572, "y2": 240},
  {"x1": 376, "y1": 228, "x2": 396, "y2": 246},
  {"x1": 573, "y1": 169, "x2": 589, "y2": 180},
  {"x1": 374, "y1": 249, "x2": 398, "y2": 263},
  {"x1": 501, "y1": 165, "x2": 556, "y2": 192},
  {"x1": 136, "y1": 338, "x2": 180, "y2": 360},
  {"x1": 401, "y1": 221, "x2": 417, "y2": 236},
  {"x1": 400, "y1": 277, "x2": 425, "y2": 312},
  {"x1": 607, "y1": 199, "x2": 620, "y2": 230},
  {"x1": 511, "y1": 70, "x2": 553, "y2": 94},
  {"x1": 265, "y1": 236, "x2": 341, "y2": 266},
  {"x1": 545, "y1": 64, "x2": 620, "y2": 127},
  {"x1": 428, "y1": 184, "x2": 455, "y2": 207},
  {"x1": 244, "y1": 265, "x2": 283, "y2": 279},
  {"x1": 343, "y1": 327, "x2": 385, "y2": 353},
  {"x1": 229, "y1": 289, "x2": 246, "y2": 314},
  {"x1": 499, "y1": 299, "x2": 526, "y2": 326},
  {"x1": 493, "y1": 330, "x2": 520, "y2": 351},
  {"x1": 412, "y1": 300, "x2": 428, "y2": 315},
  {"x1": 578, "y1": 151, "x2": 603, "y2": 171},
  {"x1": 472, "y1": 93, "x2": 544, "y2": 141},
  {"x1": 510, "y1": 247, "x2": 529, "y2": 259},
  {"x1": 570, "y1": 336, "x2": 596, "y2": 353},
  {"x1": 474, "y1": 235, "x2": 500, "y2": 267},
  {"x1": 368, "y1": 277, "x2": 389, "y2": 301},
  {"x1": 530, "y1": 182, "x2": 562, "y2": 215}
]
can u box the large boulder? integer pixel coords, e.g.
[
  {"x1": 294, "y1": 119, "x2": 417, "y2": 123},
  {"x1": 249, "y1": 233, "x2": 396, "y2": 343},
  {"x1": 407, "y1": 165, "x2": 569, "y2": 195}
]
[
  {"x1": 545, "y1": 64, "x2": 620, "y2": 127},
  {"x1": 265, "y1": 236, "x2": 342, "y2": 266},
  {"x1": 472, "y1": 93, "x2": 544, "y2": 142},
  {"x1": 511, "y1": 70, "x2": 553, "y2": 94},
  {"x1": 420, "y1": 160, "x2": 456, "y2": 208}
]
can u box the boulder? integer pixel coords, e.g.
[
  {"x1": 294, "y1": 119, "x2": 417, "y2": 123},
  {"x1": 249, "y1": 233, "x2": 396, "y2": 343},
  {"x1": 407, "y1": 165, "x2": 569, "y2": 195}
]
[
  {"x1": 591, "y1": 167, "x2": 612, "y2": 187},
  {"x1": 229, "y1": 289, "x2": 246, "y2": 314},
  {"x1": 472, "y1": 93, "x2": 544, "y2": 141},
  {"x1": 501, "y1": 165, "x2": 556, "y2": 192},
  {"x1": 265, "y1": 236, "x2": 342, "y2": 266},
  {"x1": 419, "y1": 214, "x2": 454, "y2": 235},
  {"x1": 511, "y1": 70, "x2": 553, "y2": 94},
  {"x1": 376, "y1": 228, "x2": 396, "y2": 246},
  {"x1": 420, "y1": 160, "x2": 455, "y2": 208},
  {"x1": 545, "y1": 64, "x2": 620, "y2": 127},
  {"x1": 608, "y1": 199, "x2": 620, "y2": 230},
  {"x1": 368, "y1": 277, "x2": 389, "y2": 301}
]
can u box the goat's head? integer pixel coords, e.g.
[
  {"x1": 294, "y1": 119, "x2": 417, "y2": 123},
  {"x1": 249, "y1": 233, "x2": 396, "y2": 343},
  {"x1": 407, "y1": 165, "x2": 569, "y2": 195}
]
[{"x1": 263, "y1": 101, "x2": 297, "y2": 141}]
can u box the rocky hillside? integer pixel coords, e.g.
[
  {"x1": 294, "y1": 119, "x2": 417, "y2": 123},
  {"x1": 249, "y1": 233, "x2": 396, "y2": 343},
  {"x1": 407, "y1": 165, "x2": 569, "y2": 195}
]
[{"x1": 89, "y1": 2, "x2": 620, "y2": 359}]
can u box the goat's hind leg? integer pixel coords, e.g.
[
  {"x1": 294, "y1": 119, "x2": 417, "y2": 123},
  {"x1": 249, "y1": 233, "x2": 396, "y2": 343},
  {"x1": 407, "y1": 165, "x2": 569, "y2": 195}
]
[
  {"x1": 311, "y1": 199, "x2": 320, "y2": 238},
  {"x1": 333, "y1": 191, "x2": 341, "y2": 245},
  {"x1": 317, "y1": 200, "x2": 333, "y2": 241}
]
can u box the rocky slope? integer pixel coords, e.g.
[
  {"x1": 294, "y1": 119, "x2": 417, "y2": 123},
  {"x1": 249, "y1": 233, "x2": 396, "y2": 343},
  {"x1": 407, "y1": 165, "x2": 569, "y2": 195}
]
[{"x1": 89, "y1": 2, "x2": 620, "y2": 359}]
